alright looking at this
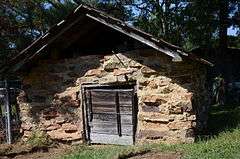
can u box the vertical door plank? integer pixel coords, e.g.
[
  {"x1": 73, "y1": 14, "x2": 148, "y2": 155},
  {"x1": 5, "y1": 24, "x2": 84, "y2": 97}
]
[{"x1": 84, "y1": 87, "x2": 135, "y2": 145}]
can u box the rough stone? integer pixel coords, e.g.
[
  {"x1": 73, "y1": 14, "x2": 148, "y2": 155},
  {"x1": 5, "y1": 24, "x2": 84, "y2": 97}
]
[
  {"x1": 138, "y1": 78, "x2": 150, "y2": 86},
  {"x1": 17, "y1": 49, "x2": 208, "y2": 144},
  {"x1": 21, "y1": 123, "x2": 32, "y2": 131},
  {"x1": 129, "y1": 60, "x2": 143, "y2": 68},
  {"x1": 140, "y1": 120, "x2": 169, "y2": 131},
  {"x1": 22, "y1": 131, "x2": 32, "y2": 138},
  {"x1": 42, "y1": 120, "x2": 52, "y2": 127},
  {"x1": 142, "y1": 105, "x2": 160, "y2": 112},
  {"x1": 141, "y1": 94, "x2": 168, "y2": 105},
  {"x1": 141, "y1": 66, "x2": 158, "y2": 76},
  {"x1": 103, "y1": 59, "x2": 123, "y2": 71},
  {"x1": 99, "y1": 74, "x2": 117, "y2": 83},
  {"x1": 167, "y1": 121, "x2": 192, "y2": 130},
  {"x1": 139, "y1": 113, "x2": 170, "y2": 123},
  {"x1": 138, "y1": 130, "x2": 167, "y2": 140},
  {"x1": 169, "y1": 107, "x2": 183, "y2": 114},
  {"x1": 42, "y1": 109, "x2": 59, "y2": 119},
  {"x1": 148, "y1": 80, "x2": 158, "y2": 89},
  {"x1": 187, "y1": 115, "x2": 196, "y2": 121},
  {"x1": 45, "y1": 123, "x2": 61, "y2": 131},
  {"x1": 62, "y1": 123, "x2": 78, "y2": 133},
  {"x1": 182, "y1": 101, "x2": 193, "y2": 112},
  {"x1": 47, "y1": 129, "x2": 81, "y2": 141},
  {"x1": 55, "y1": 117, "x2": 66, "y2": 124},
  {"x1": 85, "y1": 69, "x2": 105, "y2": 77},
  {"x1": 17, "y1": 91, "x2": 28, "y2": 103}
]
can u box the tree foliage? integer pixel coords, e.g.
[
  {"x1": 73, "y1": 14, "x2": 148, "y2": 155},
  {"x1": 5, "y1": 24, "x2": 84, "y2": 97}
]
[
  {"x1": 131, "y1": 0, "x2": 240, "y2": 51},
  {"x1": 0, "y1": 0, "x2": 239, "y2": 64},
  {"x1": 0, "y1": 0, "x2": 76, "y2": 63}
]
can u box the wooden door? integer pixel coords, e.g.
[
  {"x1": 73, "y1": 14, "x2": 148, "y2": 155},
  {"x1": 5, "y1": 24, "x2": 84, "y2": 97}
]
[{"x1": 83, "y1": 86, "x2": 136, "y2": 145}]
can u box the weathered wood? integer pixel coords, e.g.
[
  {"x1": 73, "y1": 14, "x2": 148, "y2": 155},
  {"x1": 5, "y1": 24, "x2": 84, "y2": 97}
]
[
  {"x1": 121, "y1": 115, "x2": 132, "y2": 124},
  {"x1": 86, "y1": 14, "x2": 182, "y2": 61},
  {"x1": 90, "y1": 91, "x2": 115, "y2": 103},
  {"x1": 115, "y1": 92, "x2": 121, "y2": 136},
  {"x1": 90, "y1": 133, "x2": 133, "y2": 145},
  {"x1": 119, "y1": 91, "x2": 133, "y2": 105},
  {"x1": 88, "y1": 91, "x2": 93, "y2": 122},
  {"x1": 92, "y1": 102, "x2": 116, "y2": 106},
  {"x1": 120, "y1": 106, "x2": 132, "y2": 114},
  {"x1": 83, "y1": 86, "x2": 135, "y2": 145},
  {"x1": 83, "y1": 89, "x2": 90, "y2": 143},
  {"x1": 90, "y1": 113, "x2": 117, "y2": 122},
  {"x1": 90, "y1": 122, "x2": 117, "y2": 134},
  {"x1": 90, "y1": 122, "x2": 133, "y2": 136},
  {"x1": 92, "y1": 102, "x2": 132, "y2": 108},
  {"x1": 90, "y1": 113, "x2": 132, "y2": 124},
  {"x1": 121, "y1": 124, "x2": 133, "y2": 135},
  {"x1": 92, "y1": 106, "x2": 116, "y2": 113},
  {"x1": 90, "y1": 89, "x2": 133, "y2": 92}
]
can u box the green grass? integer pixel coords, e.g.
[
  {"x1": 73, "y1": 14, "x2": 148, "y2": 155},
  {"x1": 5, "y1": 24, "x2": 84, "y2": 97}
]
[
  {"x1": 174, "y1": 129, "x2": 240, "y2": 159},
  {"x1": 62, "y1": 145, "x2": 152, "y2": 159},
  {"x1": 62, "y1": 104, "x2": 240, "y2": 159}
]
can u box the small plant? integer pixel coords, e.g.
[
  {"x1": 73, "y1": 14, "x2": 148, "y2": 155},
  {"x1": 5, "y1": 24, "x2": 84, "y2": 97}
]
[{"x1": 27, "y1": 129, "x2": 52, "y2": 148}]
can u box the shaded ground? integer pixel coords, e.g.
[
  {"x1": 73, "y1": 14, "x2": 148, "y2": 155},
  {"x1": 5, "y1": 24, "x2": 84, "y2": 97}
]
[
  {"x1": 208, "y1": 104, "x2": 240, "y2": 135},
  {"x1": 12, "y1": 146, "x2": 71, "y2": 159}
]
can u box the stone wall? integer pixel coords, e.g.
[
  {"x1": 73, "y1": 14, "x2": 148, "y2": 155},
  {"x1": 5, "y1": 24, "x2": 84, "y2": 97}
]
[{"x1": 17, "y1": 49, "x2": 208, "y2": 144}]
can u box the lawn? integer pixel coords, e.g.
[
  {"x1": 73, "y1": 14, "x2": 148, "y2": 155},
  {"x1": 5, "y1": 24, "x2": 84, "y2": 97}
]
[{"x1": 62, "y1": 104, "x2": 240, "y2": 159}]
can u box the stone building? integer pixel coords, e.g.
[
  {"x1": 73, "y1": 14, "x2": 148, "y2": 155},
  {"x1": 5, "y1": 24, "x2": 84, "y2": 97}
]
[{"x1": 0, "y1": 5, "x2": 212, "y2": 145}]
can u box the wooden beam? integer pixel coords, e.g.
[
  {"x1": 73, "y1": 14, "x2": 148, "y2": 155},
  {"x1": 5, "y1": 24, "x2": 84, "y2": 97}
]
[
  {"x1": 9, "y1": 16, "x2": 85, "y2": 73},
  {"x1": 86, "y1": 14, "x2": 182, "y2": 62},
  {"x1": 115, "y1": 91, "x2": 122, "y2": 137}
]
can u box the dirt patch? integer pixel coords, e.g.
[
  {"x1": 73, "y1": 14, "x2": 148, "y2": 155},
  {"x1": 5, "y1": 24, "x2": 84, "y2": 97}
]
[
  {"x1": 0, "y1": 143, "x2": 72, "y2": 159},
  {"x1": 11, "y1": 146, "x2": 71, "y2": 159},
  {"x1": 127, "y1": 151, "x2": 181, "y2": 159}
]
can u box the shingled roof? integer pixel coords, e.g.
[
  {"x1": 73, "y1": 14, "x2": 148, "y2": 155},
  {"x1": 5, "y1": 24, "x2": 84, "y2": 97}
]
[{"x1": 0, "y1": 4, "x2": 213, "y2": 75}]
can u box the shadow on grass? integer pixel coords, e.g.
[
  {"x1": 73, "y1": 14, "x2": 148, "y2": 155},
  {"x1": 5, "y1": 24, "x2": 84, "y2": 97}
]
[{"x1": 207, "y1": 104, "x2": 240, "y2": 136}]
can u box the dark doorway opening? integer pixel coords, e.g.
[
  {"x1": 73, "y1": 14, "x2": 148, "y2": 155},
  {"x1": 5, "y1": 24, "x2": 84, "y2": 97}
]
[
  {"x1": 0, "y1": 80, "x2": 21, "y2": 144},
  {"x1": 82, "y1": 84, "x2": 137, "y2": 145}
]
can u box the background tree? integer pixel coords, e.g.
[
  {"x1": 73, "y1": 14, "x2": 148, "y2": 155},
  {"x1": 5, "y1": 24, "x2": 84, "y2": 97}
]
[
  {"x1": 0, "y1": 0, "x2": 240, "y2": 66},
  {"x1": 133, "y1": 0, "x2": 239, "y2": 51},
  {"x1": 0, "y1": 0, "x2": 76, "y2": 64}
]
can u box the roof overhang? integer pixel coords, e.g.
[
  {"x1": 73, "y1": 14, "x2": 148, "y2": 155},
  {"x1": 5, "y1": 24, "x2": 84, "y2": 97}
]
[{"x1": 0, "y1": 4, "x2": 213, "y2": 76}]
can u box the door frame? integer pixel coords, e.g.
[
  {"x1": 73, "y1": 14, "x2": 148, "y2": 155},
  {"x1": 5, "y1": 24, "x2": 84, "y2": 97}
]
[{"x1": 81, "y1": 83, "x2": 138, "y2": 145}]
